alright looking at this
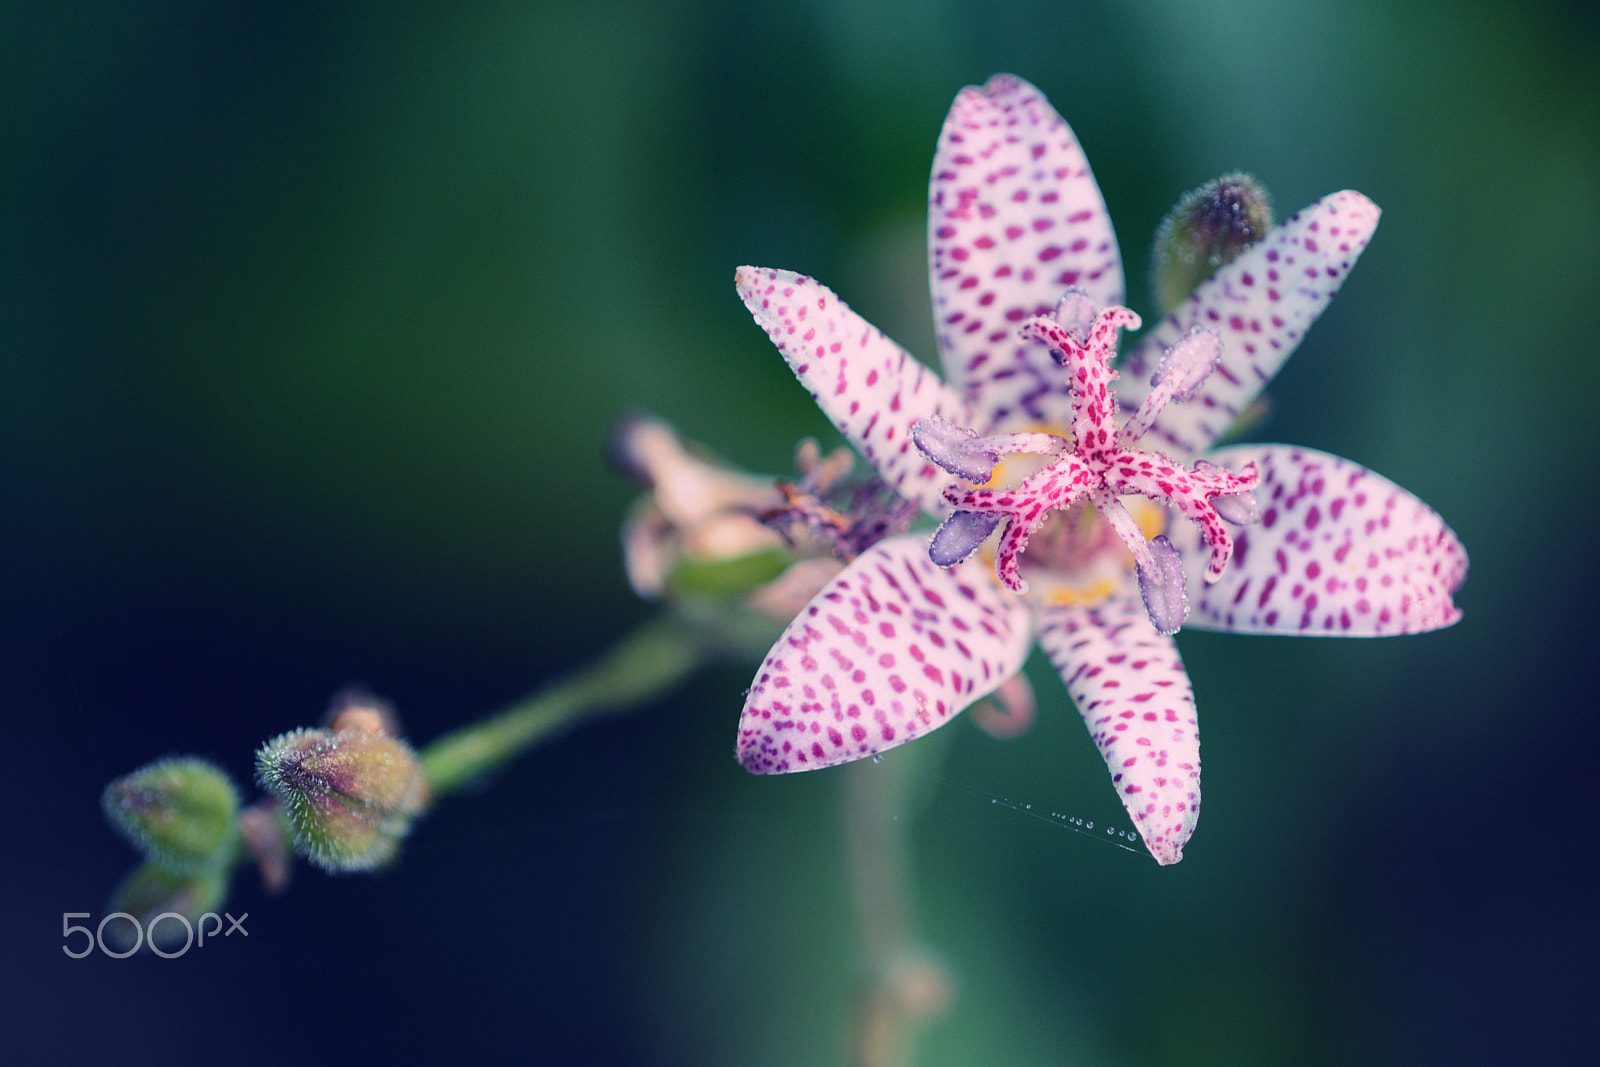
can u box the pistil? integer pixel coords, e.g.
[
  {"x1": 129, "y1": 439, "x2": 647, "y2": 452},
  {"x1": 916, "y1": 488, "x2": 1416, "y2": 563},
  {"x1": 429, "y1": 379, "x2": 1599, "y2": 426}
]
[{"x1": 914, "y1": 288, "x2": 1260, "y2": 633}]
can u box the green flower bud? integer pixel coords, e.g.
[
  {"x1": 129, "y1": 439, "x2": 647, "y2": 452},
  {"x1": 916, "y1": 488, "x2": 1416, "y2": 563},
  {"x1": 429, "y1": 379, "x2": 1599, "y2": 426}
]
[
  {"x1": 255, "y1": 727, "x2": 430, "y2": 872},
  {"x1": 104, "y1": 860, "x2": 229, "y2": 954},
  {"x1": 101, "y1": 757, "x2": 241, "y2": 875},
  {"x1": 1150, "y1": 172, "x2": 1274, "y2": 314}
]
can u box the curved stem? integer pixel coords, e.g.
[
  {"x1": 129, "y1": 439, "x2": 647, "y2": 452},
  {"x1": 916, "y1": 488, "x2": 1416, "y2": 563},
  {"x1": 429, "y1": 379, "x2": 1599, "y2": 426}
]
[{"x1": 419, "y1": 614, "x2": 713, "y2": 797}]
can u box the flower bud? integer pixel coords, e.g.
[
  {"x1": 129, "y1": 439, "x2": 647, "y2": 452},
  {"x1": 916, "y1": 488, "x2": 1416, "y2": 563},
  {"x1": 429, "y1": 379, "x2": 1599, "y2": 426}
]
[
  {"x1": 102, "y1": 757, "x2": 241, "y2": 875},
  {"x1": 325, "y1": 685, "x2": 405, "y2": 737},
  {"x1": 1150, "y1": 172, "x2": 1273, "y2": 314},
  {"x1": 103, "y1": 860, "x2": 228, "y2": 954},
  {"x1": 238, "y1": 800, "x2": 293, "y2": 895},
  {"x1": 255, "y1": 727, "x2": 430, "y2": 873}
]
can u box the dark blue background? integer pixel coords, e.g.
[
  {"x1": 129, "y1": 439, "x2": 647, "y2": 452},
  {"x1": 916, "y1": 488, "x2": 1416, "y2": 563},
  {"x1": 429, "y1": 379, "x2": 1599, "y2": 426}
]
[{"x1": 5, "y1": 1, "x2": 1597, "y2": 1063}]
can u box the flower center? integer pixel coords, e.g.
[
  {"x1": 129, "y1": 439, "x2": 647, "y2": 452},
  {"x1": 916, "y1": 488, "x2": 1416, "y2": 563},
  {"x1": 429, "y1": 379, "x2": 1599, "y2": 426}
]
[
  {"x1": 1002, "y1": 496, "x2": 1169, "y2": 609},
  {"x1": 949, "y1": 426, "x2": 1167, "y2": 608},
  {"x1": 913, "y1": 288, "x2": 1260, "y2": 634}
]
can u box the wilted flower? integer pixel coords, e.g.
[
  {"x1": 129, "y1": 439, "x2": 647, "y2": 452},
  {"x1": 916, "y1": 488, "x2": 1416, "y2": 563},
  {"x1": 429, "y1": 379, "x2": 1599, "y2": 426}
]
[{"x1": 609, "y1": 411, "x2": 916, "y2": 622}]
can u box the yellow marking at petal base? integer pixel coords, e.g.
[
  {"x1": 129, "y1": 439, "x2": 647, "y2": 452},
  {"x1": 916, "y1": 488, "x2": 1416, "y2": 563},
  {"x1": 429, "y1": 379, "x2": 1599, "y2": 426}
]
[
  {"x1": 1043, "y1": 577, "x2": 1120, "y2": 608},
  {"x1": 966, "y1": 428, "x2": 1174, "y2": 612}
]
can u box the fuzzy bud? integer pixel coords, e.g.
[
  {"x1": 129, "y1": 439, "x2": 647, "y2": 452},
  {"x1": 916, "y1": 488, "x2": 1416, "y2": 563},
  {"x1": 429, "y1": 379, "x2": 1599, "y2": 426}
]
[
  {"x1": 102, "y1": 757, "x2": 241, "y2": 876},
  {"x1": 1151, "y1": 173, "x2": 1273, "y2": 314},
  {"x1": 255, "y1": 727, "x2": 430, "y2": 873},
  {"x1": 103, "y1": 861, "x2": 229, "y2": 954}
]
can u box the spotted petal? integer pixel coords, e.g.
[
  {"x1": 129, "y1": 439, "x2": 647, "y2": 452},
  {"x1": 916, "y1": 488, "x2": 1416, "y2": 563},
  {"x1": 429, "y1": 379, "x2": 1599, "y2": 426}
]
[
  {"x1": 929, "y1": 74, "x2": 1124, "y2": 430},
  {"x1": 737, "y1": 267, "x2": 968, "y2": 516},
  {"x1": 1118, "y1": 191, "x2": 1382, "y2": 457},
  {"x1": 738, "y1": 534, "x2": 1035, "y2": 774},
  {"x1": 1170, "y1": 445, "x2": 1467, "y2": 636},
  {"x1": 1036, "y1": 598, "x2": 1201, "y2": 865}
]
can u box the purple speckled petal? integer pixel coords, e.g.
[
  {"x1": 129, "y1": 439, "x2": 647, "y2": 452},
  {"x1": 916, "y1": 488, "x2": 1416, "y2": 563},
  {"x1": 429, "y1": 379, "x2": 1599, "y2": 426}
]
[
  {"x1": 737, "y1": 267, "x2": 968, "y2": 517},
  {"x1": 928, "y1": 74, "x2": 1123, "y2": 430},
  {"x1": 738, "y1": 534, "x2": 1035, "y2": 774},
  {"x1": 1170, "y1": 445, "x2": 1467, "y2": 636},
  {"x1": 1118, "y1": 190, "x2": 1382, "y2": 457},
  {"x1": 1035, "y1": 597, "x2": 1201, "y2": 866}
]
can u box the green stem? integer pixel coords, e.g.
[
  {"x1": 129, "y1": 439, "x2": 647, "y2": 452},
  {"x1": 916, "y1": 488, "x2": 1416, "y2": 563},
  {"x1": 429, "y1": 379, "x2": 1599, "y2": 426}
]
[{"x1": 419, "y1": 614, "x2": 712, "y2": 797}]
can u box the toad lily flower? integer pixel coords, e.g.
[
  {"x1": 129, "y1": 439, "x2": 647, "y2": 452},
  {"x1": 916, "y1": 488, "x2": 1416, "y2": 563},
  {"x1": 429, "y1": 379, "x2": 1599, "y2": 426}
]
[{"x1": 733, "y1": 75, "x2": 1466, "y2": 864}]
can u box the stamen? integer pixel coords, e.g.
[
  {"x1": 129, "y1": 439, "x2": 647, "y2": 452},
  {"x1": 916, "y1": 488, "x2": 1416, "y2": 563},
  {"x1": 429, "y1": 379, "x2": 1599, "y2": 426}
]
[
  {"x1": 913, "y1": 417, "x2": 1065, "y2": 483},
  {"x1": 1120, "y1": 328, "x2": 1220, "y2": 445},
  {"x1": 968, "y1": 432, "x2": 1065, "y2": 457},
  {"x1": 1090, "y1": 488, "x2": 1157, "y2": 575},
  {"x1": 1213, "y1": 490, "x2": 1261, "y2": 526},
  {"x1": 928, "y1": 510, "x2": 1002, "y2": 566},
  {"x1": 912, "y1": 416, "x2": 1001, "y2": 481},
  {"x1": 1136, "y1": 535, "x2": 1189, "y2": 636},
  {"x1": 1153, "y1": 328, "x2": 1222, "y2": 401}
]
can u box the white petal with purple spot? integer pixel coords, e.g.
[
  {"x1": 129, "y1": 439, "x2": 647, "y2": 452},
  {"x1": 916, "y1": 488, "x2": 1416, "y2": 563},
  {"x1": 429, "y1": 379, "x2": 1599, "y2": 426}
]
[
  {"x1": 1036, "y1": 598, "x2": 1201, "y2": 865},
  {"x1": 738, "y1": 534, "x2": 1035, "y2": 774},
  {"x1": 929, "y1": 74, "x2": 1123, "y2": 430},
  {"x1": 1170, "y1": 445, "x2": 1467, "y2": 636},
  {"x1": 736, "y1": 267, "x2": 970, "y2": 517},
  {"x1": 1118, "y1": 190, "x2": 1382, "y2": 457}
]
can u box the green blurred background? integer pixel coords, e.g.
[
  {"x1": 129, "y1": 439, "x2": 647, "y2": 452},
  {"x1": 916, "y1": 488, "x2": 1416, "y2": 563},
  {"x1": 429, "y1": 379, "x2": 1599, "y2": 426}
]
[{"x1": 5, "y1": 1, "x2": 1597, "y2": 1063}]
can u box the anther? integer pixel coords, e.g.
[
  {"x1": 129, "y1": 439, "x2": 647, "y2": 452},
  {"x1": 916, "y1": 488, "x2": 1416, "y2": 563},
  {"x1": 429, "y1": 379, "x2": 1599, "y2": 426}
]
[
  {"x1": 912, "y1": 416, "x2": 1002, "y2": 482},
  {"x1": 1121, "y1": 328, "x2": 1221, "y2": 445},
  {"x1": 1136, "y1": 535, "x2": 1189, "y2": 636},
  {"x1": 928, "y1": 510, "x2": 1002, "y2": 566}
]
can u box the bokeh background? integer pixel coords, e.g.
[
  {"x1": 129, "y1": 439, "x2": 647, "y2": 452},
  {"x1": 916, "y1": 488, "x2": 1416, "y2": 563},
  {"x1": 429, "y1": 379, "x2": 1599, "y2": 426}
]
[{"x1": 5, "y1": 1, "x2": 1597, "y2": 1063}]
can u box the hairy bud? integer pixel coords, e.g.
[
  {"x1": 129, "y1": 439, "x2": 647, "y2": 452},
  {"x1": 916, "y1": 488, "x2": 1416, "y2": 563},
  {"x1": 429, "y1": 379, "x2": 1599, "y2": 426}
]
[
  {"x1": 255, "y1": 726, "x2": 430, "y2": 873},
  {"x1": 102, "y1": 757, "x2": 241, "y2": 876},
  {"x1": 103, "y1": 861, "x2": 229, "y2": 954},
  {"x1": 1151, "y1": 173, "x2": 1273, "y2": 314}
]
